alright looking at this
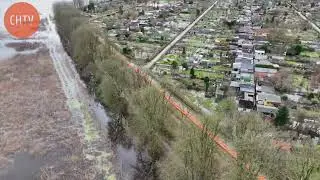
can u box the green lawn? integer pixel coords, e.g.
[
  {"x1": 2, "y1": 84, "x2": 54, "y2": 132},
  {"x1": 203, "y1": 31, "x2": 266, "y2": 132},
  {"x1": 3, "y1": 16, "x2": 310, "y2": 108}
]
[
  {"x1": 208, "y1": 58, "x2": 221, "y2": 63},
  {"x1": 195, "y1": 71, "x2": 225, "y2": 79},
  {"x1": 293, "y1": 74, "x2": 310, "y2": 89},
  {"x1": 180, "y1": 70, "x2": 225, "y2": 80},
  {"x1": 201, "y1": 98, "x2": 215, "y2": 110},
  {"x1": 186, "y1": 92, "x2": 215, "y2": 110},
  {"x1": 160, "y1": 54, "x2": 182, "y2": 65},
  {"x1": 286, "y1": 60, "x2": 298, "y2": 66},
  {"x1": 300, "y1": 51, "x2": 320, "y2": 58},
  {"x1": 212, "y1": 65, "x2": 230, "y2": 72}
]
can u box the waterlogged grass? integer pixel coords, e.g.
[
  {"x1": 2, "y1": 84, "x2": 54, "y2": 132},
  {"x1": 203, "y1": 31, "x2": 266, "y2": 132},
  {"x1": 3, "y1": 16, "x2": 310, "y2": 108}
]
[
  {"x1": 82, "y1": 106, "x2": 99, "y2": 142},
  {"x1": 68, "y1": 99, "x2": 82, "y2": 109},
  {"x1": 81, "y1": 107, "x2": 116, "y2": 178},
  {"x1": 95, "y1": 150, "x2": 114, "y2": 179},
  {"x1": 67, "y1": 99, "x2": 99, "y2": 142},
  {"x1": 67, "y1": 98, "x2": 115, "y2": 178}
]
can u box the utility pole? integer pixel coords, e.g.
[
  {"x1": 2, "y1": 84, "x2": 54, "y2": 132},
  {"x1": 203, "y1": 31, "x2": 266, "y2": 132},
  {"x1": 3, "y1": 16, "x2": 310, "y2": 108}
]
[{"x1": 250, "y1": 0, "x2": 257, "y2": 110}]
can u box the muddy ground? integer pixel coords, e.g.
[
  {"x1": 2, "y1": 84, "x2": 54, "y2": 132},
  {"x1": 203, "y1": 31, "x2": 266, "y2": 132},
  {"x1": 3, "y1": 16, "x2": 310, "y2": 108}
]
[
  {"x1": 0, "y1": 49, "x2": 94, "y2": 180},
  {"x1": 5, "y1": 42, "x2": 43, "y2": 52}
]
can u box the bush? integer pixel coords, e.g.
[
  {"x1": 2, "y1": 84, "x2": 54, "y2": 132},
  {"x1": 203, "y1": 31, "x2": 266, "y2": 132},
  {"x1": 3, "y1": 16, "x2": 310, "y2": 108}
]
[
  {"x1": 71, "y1": 25, "x2": 99, "y2": 71},
  {"x1": 260, "y1": 43, "x2": 272, "y2": 53},
  {"x1": 182, "y1": 62, "x2": 188, "y2": 70},
  {"x1": 286, "y1": 44, "x2": 314, "y2": 56},
  {"x1": 274, "y1": 106, "x2": 290, "y2": 126},
  {"x1": 281, "y1": 95, "x2": 288, "y2": 101}
]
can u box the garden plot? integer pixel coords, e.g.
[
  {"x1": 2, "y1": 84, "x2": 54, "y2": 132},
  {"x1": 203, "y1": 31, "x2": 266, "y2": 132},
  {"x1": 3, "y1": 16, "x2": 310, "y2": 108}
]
[
  {"x1": 94, "y1": 0, "x2": 215, "y2": 65},
  {"x1": 151, "y1": 1, "x2": 241, "y2": 112}
]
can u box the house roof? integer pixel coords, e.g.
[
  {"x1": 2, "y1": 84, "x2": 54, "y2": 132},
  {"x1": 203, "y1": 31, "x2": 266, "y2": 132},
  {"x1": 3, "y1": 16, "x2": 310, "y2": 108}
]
[
  {"x1": 256, "y1": 85, "x2": 275, "y2": 93},
  {"x1": 254, "y1": 28, "x2": 271, "y2": 36},
  {"x1": 235, "y1": 57, "x2": 252, "y2": 63},
  {"x1": 230, "y1": 81, "x2": 240, "y2": 87},
  {"x1": 257, "y1": 104, "x2": 278, "y2": 114},
  {"x1": 241, "y1": 63, "x2": 254, "y2": 71},
  {"x1": 240, "y1": 86, "x2": 255, "y2": 93},
  {"x1": 255, "y1": 49, "x2": 265, "y2": 54},
  {"x1": 233, "y1": 62, "x2": 242, "y2": 69},
  {"x1": 238, "y1": 26, "x2": 253, "y2": 34},
  {"x1": 255, "y1": 67, "x2": 278, "y2": 74},
  {"x1": 244, "y1": 92, "x2": 254, "y2": 101},
  {"x1": 240, "y1": 73, "x2": 254, "y2": 80},
  {"x1": 257, "y1": 93, "x2": 281, "y2": 103},
  {"x1": 255, "y1": 60, "x2": 273, "y2": 65}
]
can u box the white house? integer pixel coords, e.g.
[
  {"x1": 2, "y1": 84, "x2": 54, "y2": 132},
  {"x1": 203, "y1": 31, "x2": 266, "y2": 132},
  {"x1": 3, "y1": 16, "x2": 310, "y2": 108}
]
[{"x1": 255, "y1": 50, "x2": 267, "y2": 60}]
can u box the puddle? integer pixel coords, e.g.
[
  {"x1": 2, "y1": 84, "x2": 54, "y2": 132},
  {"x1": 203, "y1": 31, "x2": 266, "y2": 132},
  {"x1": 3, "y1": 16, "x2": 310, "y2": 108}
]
[
  {"x1": 91, "y1": 102, "x2": 112, "y2": 127},
  {"x1": 5, "y1": 42, "x2": 42, "y2": 52},
  {"x1": 0, "y1": 39, "x2": 16, "y2": 61},
  {"x1": 116, "y1": 145, "x2": 137, "y2": 179},
  {"x1": 0, "y1": 152, "x2": 44, "y2": 180}
]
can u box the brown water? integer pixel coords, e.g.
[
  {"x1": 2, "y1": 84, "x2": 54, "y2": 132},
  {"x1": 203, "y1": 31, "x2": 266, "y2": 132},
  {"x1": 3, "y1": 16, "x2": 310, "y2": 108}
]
[{"x1": 0, "y1": 153, "x2": 44, "y2": 180}]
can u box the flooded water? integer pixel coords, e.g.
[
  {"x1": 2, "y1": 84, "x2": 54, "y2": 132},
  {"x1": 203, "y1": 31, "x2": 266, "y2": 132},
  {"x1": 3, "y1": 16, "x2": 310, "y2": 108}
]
[
  {"x1": 0, "y1": 40, "x2": 16, "y2": 60},
  {"x1": 0, "y1": 153, "x2": 44, "y2": 180}
]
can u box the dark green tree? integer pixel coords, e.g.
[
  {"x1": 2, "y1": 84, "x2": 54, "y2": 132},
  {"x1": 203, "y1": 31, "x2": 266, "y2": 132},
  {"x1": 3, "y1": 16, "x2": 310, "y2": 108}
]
[
  {"x1": 182, "y1": 47, "x2": 186, "y2": 56},
  {"x1": 140, "y1": 26, "x2": 145, "y2": 34},
  {"x1": 190, "y1": 67, "x2": 196, "y2": 79},
  {"x1": 274, "y1": 106, "x2": 290, "y2": 126},
  {"x1": 182, "y1": 62, "x2": 188, "y2": 70},
  {"x1": 281, "y1": 95, "x2": 288, "y2": 101},
  {"x1": 204, "y1": 76, "x2": 210, "y2": 92},
  {"x1": 88, "y1": 2, "x2": 95, "y2": 12},
  {"x1": 119, "y1": 5, "x2": 124, "y2": 15},
  {"x1": 171, "y1": 61, "x2": 178, "y2": 70},
  {"x1": 311, "y1": 2, "x2": 315, "y2": 8},
  {"x1": 139, "y1": 9, "x2": 145, "y2": 16},
  {"x1": 196, "y1": 9, "x2": 200, "y2": 16}
]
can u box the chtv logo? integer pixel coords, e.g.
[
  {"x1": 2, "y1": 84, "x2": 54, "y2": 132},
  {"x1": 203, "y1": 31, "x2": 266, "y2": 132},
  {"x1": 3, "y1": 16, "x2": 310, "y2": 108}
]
[{"x1": 4, "y1": 2, "x2": 40, "y2": 39}]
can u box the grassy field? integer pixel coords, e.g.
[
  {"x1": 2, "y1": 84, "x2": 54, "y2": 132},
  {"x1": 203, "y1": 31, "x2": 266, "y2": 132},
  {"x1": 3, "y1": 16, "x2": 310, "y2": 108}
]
[
  {"x1": 300, "y1": 51, "x2": 320, "y2": 58},
  {"x1": 293, "y1": 74, "x2": 310, "y2": 89}
]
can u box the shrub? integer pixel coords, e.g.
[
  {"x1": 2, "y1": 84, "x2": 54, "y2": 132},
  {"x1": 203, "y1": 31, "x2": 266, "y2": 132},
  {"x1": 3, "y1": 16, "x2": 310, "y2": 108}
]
[
  {"x1": 274, "y1": 106, "x2": 290, "y2": 126},
  {"x1": 71, "y1": 25, "x2": 99, "y2": 71}
]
